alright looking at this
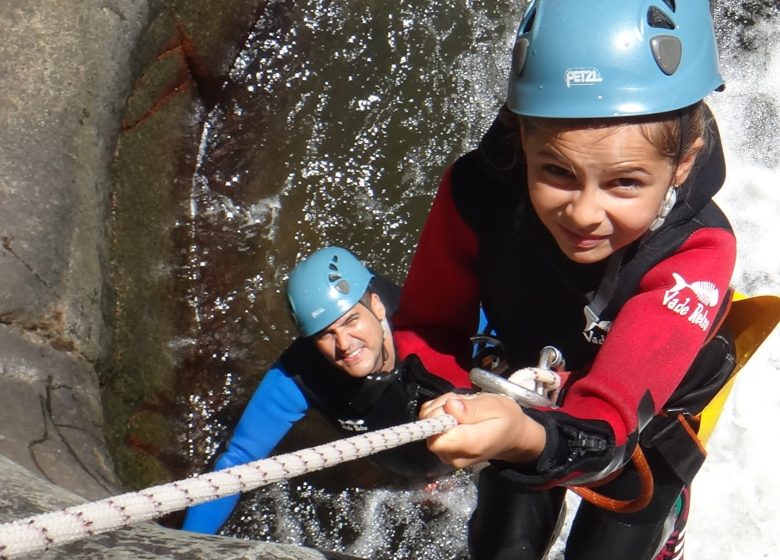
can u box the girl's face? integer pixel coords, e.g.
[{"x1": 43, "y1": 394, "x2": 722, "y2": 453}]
[{"x1": 522, "y1": 123, "x2": 697, "y2": 264}]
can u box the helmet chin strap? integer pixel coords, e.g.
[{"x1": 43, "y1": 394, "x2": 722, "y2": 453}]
[
  {"x1": 379, "y1": 317, "x2": 393, "y2": 372},
  {"x1": 362, "y1": 298, "x2": 394, "y2": 373}
]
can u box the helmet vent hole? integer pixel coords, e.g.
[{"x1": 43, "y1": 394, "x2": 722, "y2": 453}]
[
  {"x1": 648, "y1": 7, "x2": 675, "y2": 29},
  {"x1": 520, "y1": 9, "x2": 536, "y2": 34},
  {"x1": 328, "y1": 257, "x2": 342, "y2": 283},
  {"x1": 661, "y1": 0, "x2": 676, "y2": 12}
]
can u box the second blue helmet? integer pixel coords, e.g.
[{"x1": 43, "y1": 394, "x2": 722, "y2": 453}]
[{"x1": 287, "y1": 246, "x2": 374, "y2": 336}]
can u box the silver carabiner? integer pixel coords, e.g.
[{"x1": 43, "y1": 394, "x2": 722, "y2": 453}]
[
  {"x1": 469, "y1": 345, "x2": 565, "y2": 408},
  {"x1": 469, "y1": 367, "x2": 555, "y2": 407},
  {"x1": 538, "y1": 345, "x2": 565, "y2": 371}
]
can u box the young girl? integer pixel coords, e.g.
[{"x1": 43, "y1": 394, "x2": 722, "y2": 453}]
[{"x1": 394, "y1": 1, "x2": 736, "y2": 558}]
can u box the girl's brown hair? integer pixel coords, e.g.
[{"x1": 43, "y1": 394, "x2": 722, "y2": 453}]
[{"x1": 505, "y1": 101, "x2": 712, "y2": 167}]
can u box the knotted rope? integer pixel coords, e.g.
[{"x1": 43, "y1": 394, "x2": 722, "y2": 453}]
[{"x1": 0, "y1": 415, "x2": 456, "y2": 559}]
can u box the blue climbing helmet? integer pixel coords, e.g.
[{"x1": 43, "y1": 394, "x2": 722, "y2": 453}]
[
  {"x1": 287, "y1": 246, "x2": 374, "y2": 336},
  {"x1": 507, "y1": 0, "x2": 724, "y2": 118}
]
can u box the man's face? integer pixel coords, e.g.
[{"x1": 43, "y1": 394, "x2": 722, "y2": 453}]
[{"x1": 313, "y1": 293, "x2": 391, "y2": 378}]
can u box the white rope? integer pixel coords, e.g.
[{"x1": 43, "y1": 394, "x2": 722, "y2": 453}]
[{"x1": 0, "y1": 415, "x2": 456, "y2": 559}]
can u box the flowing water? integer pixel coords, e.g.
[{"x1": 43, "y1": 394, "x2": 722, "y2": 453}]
[
  {"x1": 686, "y1": 3, "x2": 780, "y2": 558},
  {"x1": 175, "y1": 2, "x2": 522, "y2": 557},
  {"x1": 167, "y1": 1, "x2": 779, "y2": 558}
]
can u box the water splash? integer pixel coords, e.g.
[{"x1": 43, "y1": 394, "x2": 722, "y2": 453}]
[
  {"x1": 172, "y1": 2, "x2": 521, "y2": 556},
  {"x1": 686, "y1": 4, "x2": 780, "y2": 558},
  {"x1": 224, "y1": 470, "x2": 476, "y2": 560},
  {"x1": 178, "y1": 0, "x2": 522, "y2": 477}
]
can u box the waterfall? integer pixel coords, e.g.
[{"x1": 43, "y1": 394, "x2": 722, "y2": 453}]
[
  {"x1": 687, "y1": 4, "x2": 780, "y2": 558},
  {"x1": 177, "y1": 1, "x2": 779, "y2": 557}
]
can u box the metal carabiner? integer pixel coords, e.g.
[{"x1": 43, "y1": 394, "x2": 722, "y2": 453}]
[
  {"x1": 537, "y1": 345, "x2": 565, "y2": 371},
  {"x1": 469, "y1": 345, "x2": 565, "y2": 408}
]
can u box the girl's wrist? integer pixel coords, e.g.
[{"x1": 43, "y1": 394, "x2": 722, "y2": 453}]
[{"x1": 497, "y1": 415, "x2": 546, "y2": 464}]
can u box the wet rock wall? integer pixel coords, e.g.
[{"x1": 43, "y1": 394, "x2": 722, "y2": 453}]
[{"x1": 0, "y1": 1, "x2": 325, "y2": 558}]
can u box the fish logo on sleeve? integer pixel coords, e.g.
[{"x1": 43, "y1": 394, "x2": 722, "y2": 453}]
[{"x1": 662, "y1": 272, "x2": 720, "y2": 331}]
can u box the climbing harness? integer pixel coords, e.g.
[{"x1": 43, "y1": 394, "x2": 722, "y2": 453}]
[
  {"x1": 0, "y1": 415, "x2": 456, "y2": 559},
  {"x1": 470, "y1": 343, "x2": 654, "y2": 513},
  {"x1": 468, "y1": 293, "x2": 780, "y2": 515},
  {"x1": 569, "y1": 452, "x2": 655, "y2": 514}
]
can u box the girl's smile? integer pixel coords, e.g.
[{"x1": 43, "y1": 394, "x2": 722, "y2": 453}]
[{"x1": 559, "y1": 226, "x2": 610, "y2": 249}]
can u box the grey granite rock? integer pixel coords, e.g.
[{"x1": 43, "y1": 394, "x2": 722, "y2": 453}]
[{"x1": 0, "y1": 2, "x2": 332, "y2": 558}]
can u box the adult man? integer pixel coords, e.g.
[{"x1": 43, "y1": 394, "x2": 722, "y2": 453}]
[{"x1": 182, "y1": 246, "x2": 453, "y2": 534}]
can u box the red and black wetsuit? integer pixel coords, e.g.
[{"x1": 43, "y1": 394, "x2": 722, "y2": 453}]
[{"x1": 394, "y1": 107, "x2": 737, "y2": 559}]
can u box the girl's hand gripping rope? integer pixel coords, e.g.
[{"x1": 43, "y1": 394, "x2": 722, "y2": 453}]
[
  {"x1": 419, "y1": 393, "x2": 547, "y2": 469},
  {"x1": 419, "y1": 345, "x2": 569, "y2": 469}
]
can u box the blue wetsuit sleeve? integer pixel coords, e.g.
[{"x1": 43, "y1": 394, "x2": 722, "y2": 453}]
[{"x1": 181, "y1": 363, "x2": 308, "y2": 534}]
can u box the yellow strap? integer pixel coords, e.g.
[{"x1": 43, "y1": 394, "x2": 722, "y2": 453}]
[{"x1": 698, "y1": 293, "x2": 780, "y2": 446}]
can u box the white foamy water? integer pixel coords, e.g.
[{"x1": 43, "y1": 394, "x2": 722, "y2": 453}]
[{"x1": 686, "y1": 16, "x2": 780, "y2": 560}]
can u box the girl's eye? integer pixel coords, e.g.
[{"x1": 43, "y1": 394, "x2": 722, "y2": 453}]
[
  {"x1": 542, "y1": 164, "x2": 572, "y2": 178},
  {"x1": 612, "y1": 178, "x2": 641, "y2": 189}
]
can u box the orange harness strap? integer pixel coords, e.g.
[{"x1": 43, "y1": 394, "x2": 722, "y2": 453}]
[{"x1": 569, "y1": 445, "x2": 655, "y2": 514}]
